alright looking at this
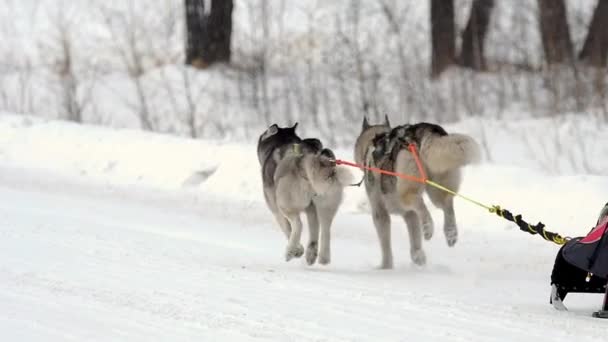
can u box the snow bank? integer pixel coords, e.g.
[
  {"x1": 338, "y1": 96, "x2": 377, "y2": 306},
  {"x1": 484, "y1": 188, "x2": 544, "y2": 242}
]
[{"x1": 1, "y1": 113, "x2": 606, "y2": 239}]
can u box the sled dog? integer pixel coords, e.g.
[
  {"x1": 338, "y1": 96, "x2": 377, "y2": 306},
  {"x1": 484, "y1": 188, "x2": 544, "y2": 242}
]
[
  {"x1": 354, "y1": 117, "x2": 481, "y2": 268},
  {"x1": 257, "y1": 124, "x2": 352, "y2": 265}
]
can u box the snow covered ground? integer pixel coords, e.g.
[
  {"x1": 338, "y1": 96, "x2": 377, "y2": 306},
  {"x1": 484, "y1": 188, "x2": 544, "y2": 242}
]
[{"x1": 1, "y1": 114, "x2": 607, "y2": 341}]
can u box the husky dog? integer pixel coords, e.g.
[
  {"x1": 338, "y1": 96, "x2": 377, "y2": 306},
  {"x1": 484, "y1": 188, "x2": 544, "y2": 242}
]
[
  {"x1": 257, "y1": 124, "x2": 352, "y2": 265},
  {"x1": 354, "y1": 117, "x2": 481, "y2": 268}
]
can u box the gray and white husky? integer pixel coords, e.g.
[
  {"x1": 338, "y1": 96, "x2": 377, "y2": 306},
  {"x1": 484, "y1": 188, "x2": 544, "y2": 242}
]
[
  {"x1": 257, "y1": 123, "x2": 352, "y2": 265},
  {"x1": 354, "y1": 117, "x2": 481, "y2": 268}
]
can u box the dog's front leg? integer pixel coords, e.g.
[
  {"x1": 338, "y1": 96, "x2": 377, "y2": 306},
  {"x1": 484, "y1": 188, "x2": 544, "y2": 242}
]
[
  {"x1": 418, "y1": 201, "x2": 434, "y2": 241},
  {"x1": 403, "y1": 210, "x2": 426, "y2": 266},
  {"x1": 442, "y1": 198, "x2": 458, "y2": 247}
]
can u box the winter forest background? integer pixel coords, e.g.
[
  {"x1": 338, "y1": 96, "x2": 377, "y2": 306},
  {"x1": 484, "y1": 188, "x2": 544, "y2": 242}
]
[{"x1": 1, "y1": 0, "x2": 607, "y2": 173}]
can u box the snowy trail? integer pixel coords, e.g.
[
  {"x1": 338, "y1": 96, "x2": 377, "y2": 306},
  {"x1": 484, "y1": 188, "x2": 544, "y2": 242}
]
[{"x1": 1, "y1": 168, "x2": 607, "y2": 341}]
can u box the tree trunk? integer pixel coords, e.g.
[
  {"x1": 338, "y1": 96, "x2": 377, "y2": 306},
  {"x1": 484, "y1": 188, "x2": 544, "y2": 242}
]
[
  {"x1": 538, "y1": 0, "x2": 574, "y2": 65},
  {"x1": 185, "y1": 0, "x2": 205, "y2": 66},
  {"x1": 579, "y1": 0, "x2": 608, "y2": 67},
  {"x1": 431, "y1": 0, "x2": 456, "y2": 78},
  {"x1": 459, "y1": 0, "x2": 495, "y2": 70},
  {"x1": 185, "y1": 0, "x2": 233, "y2": 68}
]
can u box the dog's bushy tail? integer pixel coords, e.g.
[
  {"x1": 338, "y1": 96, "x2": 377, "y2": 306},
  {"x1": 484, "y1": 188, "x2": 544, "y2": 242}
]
[
  {"x1": 421, "y1": 133, "x2": 481, "y2": 174},
  {"x1": 309, "y1": 165, "x2": 354, "y2": 195},
  {"x1": 306, "y1": 153, "x2": 355, "y2": 195},
  {"x1": 335, "y1": 166, "x2": 354, "y2": 187}
]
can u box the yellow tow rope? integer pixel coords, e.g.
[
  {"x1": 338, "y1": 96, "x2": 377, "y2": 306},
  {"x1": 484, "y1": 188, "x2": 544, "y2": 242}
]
[{"x1": 335, "y1": 143, "x2": 569, "y2": 246}]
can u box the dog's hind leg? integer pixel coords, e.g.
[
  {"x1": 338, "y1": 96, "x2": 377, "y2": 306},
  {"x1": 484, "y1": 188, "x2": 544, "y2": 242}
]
[
  {"x1": 370, "y1": 198, "x2": 393, "y2": 269},
  {"x1": 272, "y1": 211, "x2": 292, "y2": 240},
  {"x1": 403, "y1": 210, "x2": 426, "y2": 266},
  {"x1": 394, "y1": 161, "x2": 432, "y2": 239},
  {"x1": 305, "y1": 203, "x2": 319, "y2": 265},
  {"x1": 316, "y1": 202, "x2": 339, "y2": 266},
  {"x1": 266, "y1": 190, "x2": 292, "y2": 240},
  {"x1": 399, "y1": 188, "x2": 427, "y2": 265},
  {"x1": 426, "y1": 171, "x2": 460, "y2": 247},
  {"x1": 441, "y1": 199, "x2": 458, "y2": 247},
  {"x1": 283, "y1": 211, "x2": 305, "y2": 261},
  {"x1": 418, "y1": 200, "x2": 434, "y2": 240}
]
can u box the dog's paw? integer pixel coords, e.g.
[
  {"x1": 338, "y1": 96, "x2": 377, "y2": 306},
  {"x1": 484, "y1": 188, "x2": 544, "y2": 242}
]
[
  {"x1": 305, "y1": 242, "x2": 318, "y2": 265},
  {"x1": 444, "y1": 225, "x2": 458, "y2": 247},
  {"x1": 318, "y1": 250, "x2": 331, "y2": 265},
  {"x1": 411, "y1": 249, "x2": 426, "y2": 266},
  {"x1": 422, "y1": 219, "x2": 434, "y2": 240},
  {"x1": 376, "y1": 260, "x2": 394, "y2": 270},
  {"x1": 285, "y1": 244, "x2": 304, "y2": 261}
]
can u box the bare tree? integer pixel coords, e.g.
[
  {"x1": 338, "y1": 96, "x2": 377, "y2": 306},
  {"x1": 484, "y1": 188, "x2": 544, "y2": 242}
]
[
  {"x1": 45, "y1": 2, "x2": 97, "y2": 123},
  {"x1": 538, "y1": 0, "x2": 574, "y2": 65},
  {"x1": 431, "y1": 0, "x2": 456, "y2": 78},
  {"x1": 380, "y1": 0, "x2": 412, "y2": 115},
  {"x1": 579, "y1": 0, "x2": 608, "y2": 67},
  {"x1": 102, "y1": 4, "x2": 154, "y2": 131},
  {"x1": 185, "y1": 0, "x2": 233, "y2": 68},
  {"x1": 459, "y1": 0, "x2": 495, "y2": 70},
  {"x1": 53, "y1": 14, "x2": 83, "y2": 122}
]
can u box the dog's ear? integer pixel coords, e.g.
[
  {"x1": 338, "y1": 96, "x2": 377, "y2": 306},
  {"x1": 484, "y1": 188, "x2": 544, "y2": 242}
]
[
  {"x1": 290, "y1": 122, "x2": 299, "y2": 131},
  {"x1": 260, "y1": 124, "x2": 279, "y2": 141},
  {"x1": 384, "y1": 114, "x2": 391, "y2": 128},
  {"x1": 362, "y1": 116, "x2": 370, "y2": 130}
]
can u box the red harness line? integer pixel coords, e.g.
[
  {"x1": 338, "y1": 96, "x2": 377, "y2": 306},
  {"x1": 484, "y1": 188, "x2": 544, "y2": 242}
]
[
  {"x1": 334, "y1": 142, "x2": 574, "y2": 247},
  {"x1": 335, "y1": 143, "x2": 428, "y2": 184}
]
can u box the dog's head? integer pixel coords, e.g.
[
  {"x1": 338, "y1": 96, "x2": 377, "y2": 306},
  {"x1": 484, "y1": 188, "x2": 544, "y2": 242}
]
[{"x1": 257, "y1": 123, "x2": 301, "y2": 165}]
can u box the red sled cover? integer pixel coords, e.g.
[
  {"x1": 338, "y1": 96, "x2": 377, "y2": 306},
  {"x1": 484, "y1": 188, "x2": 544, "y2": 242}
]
[{"x1": 562, "y1": 216, "x2": 608, "y2": 278}]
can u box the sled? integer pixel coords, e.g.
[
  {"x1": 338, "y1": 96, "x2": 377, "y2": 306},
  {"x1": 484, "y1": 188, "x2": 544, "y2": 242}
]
[{"x1": 552, "y1": 214, "x2": 608, "y2": 318}]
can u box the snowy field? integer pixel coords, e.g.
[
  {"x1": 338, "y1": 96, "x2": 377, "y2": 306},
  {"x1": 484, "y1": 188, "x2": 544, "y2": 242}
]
[
  {"x1": 1, "y1": 114, "x2": 607, "y2": 341},
  {"x1": 1, "y1": 0, "x2": 607, "y2": 340}
]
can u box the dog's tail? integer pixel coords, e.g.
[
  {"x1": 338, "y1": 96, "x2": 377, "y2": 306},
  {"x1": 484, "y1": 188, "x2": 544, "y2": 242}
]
[
  {"x1": 306, "y1": 149, "x2": 355, "y2": 195},
  {"x1": 335, "y1": 166, "x2": 355, "y2": 187},
  {"x1": 309, "y1": 165, "x2": 354, "y2": 195},
  {"x1": 421, "y1": 133, "x2": 481, "y2": 174}
]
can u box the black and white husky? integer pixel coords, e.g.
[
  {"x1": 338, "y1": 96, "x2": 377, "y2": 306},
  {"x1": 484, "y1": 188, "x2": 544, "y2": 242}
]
[
  {"x1": 354, "y1": 117, "x2": 481, "y2": 268},
  {"x1": 257, "y1": 124, "x2": 352, "y2": 265}
]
